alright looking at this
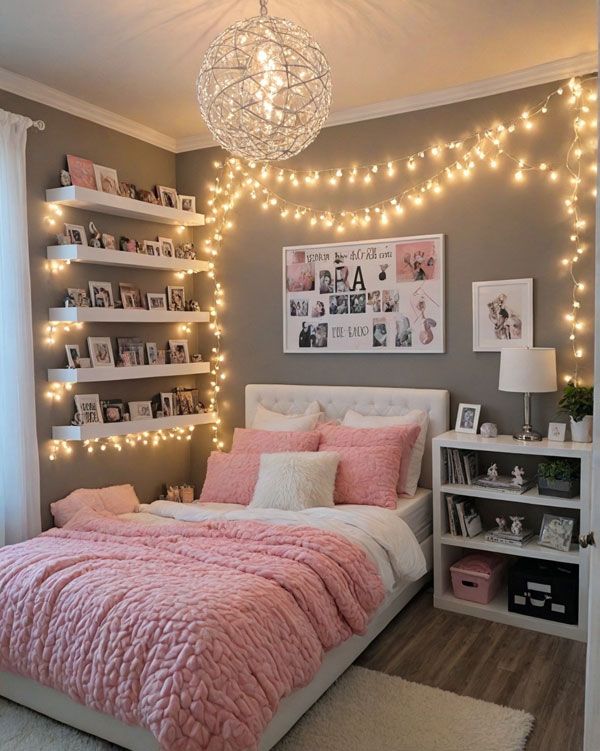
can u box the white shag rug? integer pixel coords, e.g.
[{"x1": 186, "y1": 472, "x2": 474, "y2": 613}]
[{"x1": 0, "y1": 666, "x2": 533, "y2": 751}]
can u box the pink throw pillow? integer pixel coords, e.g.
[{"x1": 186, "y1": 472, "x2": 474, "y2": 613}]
[
  {"x1": 322, "y1": 445, "x2": 402, "y2": 508},
  {"x1": 230, "y1": 428, "x2": 320, "y2": 454},
  {"x1": 200, "y1": 452, "x2": 261, "y2": 505},
  {"x1": 50, "y1": 484, "x2": 140, "y2": 527},
  {"x1": 318, "y1": 423, "x2": 420, "y2": 496}
]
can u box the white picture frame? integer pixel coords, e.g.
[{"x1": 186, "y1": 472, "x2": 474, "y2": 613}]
[
  {"x1": 160, "y1": 392, "x2": 175, "y2": 417},
  {"x1": 472, "y1": 278, "x2": 533, "y2": 352},
  {"x1": 168, "y1": 339, "x2": 189, "y2": 363},
  {"x1": 87, "y1": 336, "x2": 115, "y2": 368},
  {"x1": 74, "y1": 394, "x2": 103, "y2": 424},
  {"x1": 65, "y1": 344, "x2": 81, "y2": 368},
  {"x1": 146, "y1": 342, "x2": 158, "y2": 365},
  {"x1": 143, "y1": 240, "x2": 161, "y2": 256},
  {"x1": 177, "y1": 195, "x2": 196, "y2": 213},
  {"x1": 158, "y1": 237, "x2": 175, "y2": 257},
  {"x1": 548, "y1": 422, "x2": 567, "y2": 442},
  {"x1": 88, "y1": 281, "x2": 115, "y2": 308},
  {"x1": 157, "y1": 186, "x2": 178, "y2": 209},
  {"x1": 93, "y1": 164, "x2": 120, "y2": 195},
  {"x1": 539, "y1": 514, "x2": 575, "y2": 552},
  {"x1": 455, "y1": 403, "x2": 481, "y2": 434},
  {"x1": 64, "y1": 223, "x2": 87, "y2": 246},
  {"x1": 147, "y1": 292, "x2": 167, "y2": 310},
  {"x1": 129, "y1": 401, "x2": 154, "y2": 421},
  {"x1": 167, "y1": 286, "x2": 185, "y2": 311},
  {"x1": 282, "y1": 234, "x2": 445, "y2": 353}
]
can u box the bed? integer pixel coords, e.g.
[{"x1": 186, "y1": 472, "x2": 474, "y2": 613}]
[{"x1": 0, "y1": 383, "x2": 449, "y2": 751}]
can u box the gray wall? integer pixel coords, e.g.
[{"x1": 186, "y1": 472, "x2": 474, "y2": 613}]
[{"x1": 177, "y1": 80, "x2": 595, "y2": 492}]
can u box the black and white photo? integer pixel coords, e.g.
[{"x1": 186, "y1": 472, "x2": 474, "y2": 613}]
[
  {"x1": 167, "y1": 285, "x2": 185, "y2": 311},
  {"x1": 65, "y1": 344, "x2": 81, "y2": 368},
  {"x1": 539, "y1": 514, "x2": 575, "y2": 552},
  {"x1": 177, "y1": 195, "x2": 196, "y2": 213},
  {"x1": 168, "y1": 339, "x2": 189, "y2": 364},
  {"x1": 65, "y1": 223, "x2": 87, "y2": 245},
  {"x1": 455, "y1": 403, "x2": 481, "y2": 433},
  {"x1": 88, "y1": 281, "x2": 114, "y2": 308}
]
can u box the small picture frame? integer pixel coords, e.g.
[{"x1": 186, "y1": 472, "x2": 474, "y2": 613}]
[
  {"x1": 455, "y1": 403, "x2": 481, "y2": 434},
  {"x1": 119, "y1": 283, "x2": 143, "y2": 309},
  {"x1": 67, "y1": 287, "x2": 91, "y2": 307},
  {"x1": 157, "y1": 186, "x2": 178, "y2": 209},
  {"x1": 143, "y1": 240, "x2": 161, "y2": 256},
  {"x1": 177, "y1": 195, "x2": 196, "y2": 213},
  {"x1": 74, "y1": 394, "x2": 103, "y2": 424},
  {"x1": 89, "y1": 281, "x2": 115, "y2": 308},
  {"x1": 168, "y1": 339, "x2": 189, "y2": 364},
  {"x1": 65, "y1": 344, "x2": 81, "y2": 368},
  {"x1": 65, "y1": 223, "x2": 87, "y2": 245},
  {"x1": 160, "y1": 392, "x2": 175, "y2": 417},
  {"x1": 539, "y1": 514, "x2": 575, "y2": 552},
  {"x1": 548, "y1": 422, "x2": 567, "y2": 442},
  {"x1": 101, "y1": 399, "x2": 126, "y2": 423},
  {"x1": 146, "y1": 342, "x2": 159, "y2": 365},
  {"x1": 93, "y1": 164, "x2": 120, "y2": 195},
  {"x1": 129, "y1": 401, "x2": 154, "y2": 421},
  {"x1": 158, "y1": 237, "x2": 175, "y2": 258},
  {"x1": 167, "y1": 285, "x2": 185, "y2": 311},
  {"x1": 87, "y1": 336, "x2": 115, "y2": 368},
  {"x1": 147, "y1": 292, "x2": 167, "y2": 310}
]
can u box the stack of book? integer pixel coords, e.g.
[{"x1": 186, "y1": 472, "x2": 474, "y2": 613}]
[
  {"x1": 444, "y1": 448, "x2": 479, "y2": 485},
  {"x1": 473, "y1": 474, "x2": 535, "y2": 494},
  {"x1": 484, "y1": 526, "x2": 534, "y2": 547},
  {"x1": 446, "y1": 495, "x2": 482, "y2": 538}
]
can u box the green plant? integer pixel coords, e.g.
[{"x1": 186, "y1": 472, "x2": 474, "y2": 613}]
[
  {"x1": 558, "y1": 382, "x2": 593, "y2": 422},
  {"x1": 538, "y1": 459, "x2": 580, "y2": 482}
]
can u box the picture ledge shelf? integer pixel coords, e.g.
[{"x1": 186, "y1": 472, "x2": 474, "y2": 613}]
[
  {"x1": 46, "y1": 186, "x2": 205, "y2": 226},
  {"x1": 48, "y1": 307, "x2": 210, "y2": 324},
  {"x1": 52, "y1": 412, "x2": 217, "y2": 441},
  {"x1": 47, "y1": 245, "x2": 210, "y2": 273},
  {"x1": 48, "y1": 362, "x2": 210, "y2": 383}
]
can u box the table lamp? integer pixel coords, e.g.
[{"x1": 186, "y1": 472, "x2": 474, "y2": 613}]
[{"x1": 499, "y1": 347, "x2": 557, "y2": 441}]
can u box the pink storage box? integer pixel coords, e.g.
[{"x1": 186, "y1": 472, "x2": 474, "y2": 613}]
[{"x1": 450, "y1": 553, "x2": 507, "y2": 604}]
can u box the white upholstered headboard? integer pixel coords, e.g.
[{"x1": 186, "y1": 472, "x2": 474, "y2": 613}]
[{"x1": 245, "y1": 384, "x2": 449, "y2": 490}]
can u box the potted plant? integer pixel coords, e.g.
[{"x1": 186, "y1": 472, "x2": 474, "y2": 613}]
[
  {"x1": 537, "y1": 459, "x2": 580, "y2": 499},
  {"x1": 559, "y1": 382, "x2": 593, "y2": 443}
]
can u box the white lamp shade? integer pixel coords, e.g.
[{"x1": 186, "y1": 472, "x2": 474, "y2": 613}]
[{"x1": 499, "y1": 347, "x2": 557, "y2": 393}]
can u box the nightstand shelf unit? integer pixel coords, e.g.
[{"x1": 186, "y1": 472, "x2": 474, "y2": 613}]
[
  {"x1": 52, "y1": 412, "x2": 217, "y2": 441},
  {"x1": 47, "y1": 245, "x2": 210, "y2": 273},
  {"x1": 432, "y1": 431, "x2": 591, "y2": 642}
]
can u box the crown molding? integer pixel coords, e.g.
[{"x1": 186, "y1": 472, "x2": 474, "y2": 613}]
[
  {"x1": 0, "y1": 67, "x2": 177, "y2": 152},
  {"x1": 174, "y1": 51, "x2": 598, "y2": 153}
]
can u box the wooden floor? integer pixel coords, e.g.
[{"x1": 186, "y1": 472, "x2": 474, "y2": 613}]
[{"x1": 356, "y1": 587, "x2": 586, "y2": 751}]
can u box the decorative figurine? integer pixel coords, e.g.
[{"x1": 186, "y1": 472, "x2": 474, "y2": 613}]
[
  {"x1": 60, "y1": 169, "x2": 72, "y2": 187},
  {"x1": 64, "y1": 292, "x2": 77, "y2": 307},
  {"x1": 495, "y1": 516, "x2": 508, "y2": 532},
  {"x1": 166, "y1": 485, "x2": 180, "y2": 503},
  {"x1": 187, "y1": 300, "x2": 200, "y2": 312},
  {"x1": 510, "y1": 515, "x2": 525, "y2": 536},
  {"x1": 88, "y1": 221, "x2": 102, "y2": 248},
  {"x1": 511, "y1": 465, "x2": 526, "y2": 487},
  {"x1": 480, "y1": 422, "x2": 498, "y2": 438},
  {"x1": 191, "y1": 354, "x2": 203, "y2": 362},
  {"x1": 486, "y1": 463, "x2": 499, "y2": 482}
]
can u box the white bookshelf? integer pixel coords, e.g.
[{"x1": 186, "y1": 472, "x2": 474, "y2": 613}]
[
  {"x1": 48, "y1": 362, "x2": 210, "y2": 383},
  {"x1": 52, "y1": 412, "x2": 217, "y2": 441},
  {"x1": 432, "y1": 431, "x2": 592, "y2": 642},
  {"x1": 46, "y1": 186, "x2": 205, "y2": 226},
  {"x1": 49, "y1": 307, "x2": 209, "y2": 324},
  {"x1": 47, "y1": 244, "x2": 210, "y2": 273}
]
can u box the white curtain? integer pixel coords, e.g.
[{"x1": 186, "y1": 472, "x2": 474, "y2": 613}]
[{"x1": 0, "y1": 109, "x2": 41, "y2": 545}]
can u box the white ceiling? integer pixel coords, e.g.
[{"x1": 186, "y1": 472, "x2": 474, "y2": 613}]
[{"x1": 0, "y1": 0, "x2": 596, "y2": 149}]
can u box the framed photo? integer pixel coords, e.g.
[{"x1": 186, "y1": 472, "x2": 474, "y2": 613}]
[
  {"x1": 138, "y1": 188, "x2": 158, "y2": 204},
  {"x1": 74, "y1": 394, "x2": 103, "y2": 424},
  {"x1": 283, "y1": 235, "x2": 445, "y2": 353},
  {"x1": 548, "y1": 422, "x2": 567, "y2": 442},
  {"x1": 101, "y1": 399, "x2": 125, "y2": 423},
  {"x1": 118, "y1": 181, "x2": 137, "y2": 199},
  {"x1": 79, "y1": 358, "x2": 92, "y2": 368},
  {"x1": 93, "y1": 164, "x2": 120, "y2": 195},
  {"x1": 120, "y1": 237, "x2": 138, "y2": 253},
  {"x1": 143, "y1": 240, "x2": 161, "y2": 256},
  {"x1": 117, "y1": 336, "x2": 145, "y2": 366},
  {"x1": 175, "y1": 388, "x2": 201, "y2": 415},
  {"x1": 119, "y1": 283, "x2": 143, "y2": 309},
  {"x1": 539, "y1": 514, "x2": 575, "y2": 552},
  {"x1": 66, "y1": 155, "x2": 96, "y2": 189},
  {"x1": 472, "y1": 278, "x2": 533, "y2": 352},
  {"x1": 89, "y1": 281, "x2": 115, "y2": 308},
  {"x1": 146, "y1": 342, "x2": 159, "y2": 365},
  {"x1": 67, "y1": 287, "x2": 91, "y2": 307},
  {"x1": 147, "y1": 292, "x2": 167, "y2": 310},
  {"x1": 168, "y1": 339, "x2": 189, "y2": 363},
  {"x1": 102, "y1": 233, "x2": 116, "y2": 250},
  {"x1": 87, "y1": 336, "x2": 115, "y2": 368},
  {"x1": 455, "y1": 403, "x2": 481, "y2": 434},
  {"x1": 65, "y1": 344, "x2": 81, "y2": 368},
  {"x1": 65, "y1": 223, "x2": 87, "y2": 245},
  {"x1": 167, "y1": 285, "x2": 185, "y2": 311},
  {"x1": 177, "y1": 195, "x2": 196, "y2": 213},
  {"x1": 158, "y1": 237, "x2": 175, "y2": 257},
  {"x1": 157, "y1": 186, "x2": 178, "y2": 209},
  {"x1": 156, "y1": 349, "x2": 167, "y2": 365},
  {"x1": 160, "y1": 392, "x2": 175, "y2": 417},
  {"x1": 129, "y1": 401, "x2": 153, "y2": 421}
]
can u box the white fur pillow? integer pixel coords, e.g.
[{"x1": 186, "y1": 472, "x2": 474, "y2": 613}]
[
  {"x1": 250, "y1": 452, "x2": 339, "y2": 511},
  {"x1": 251, "y1": 401, "x2": 321, "y2": 431}
]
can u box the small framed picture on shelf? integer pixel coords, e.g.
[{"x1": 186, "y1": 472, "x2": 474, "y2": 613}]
[
  {"x1": 101, "y1": 399, "x2": 126, "y2": 423},
  {"x1": 548, "y1": 422, "x2": 567, "y2": 442},
  {"x1": 168, "y1": 339, "x2": 189, "y2": 364},
  {"x1": 147, "y1": 292, "x2": 167, "y2": 310},
  {"x1": 156, "y1": 349, "x2": 167, "y2": 365},
  {"x1": 117, "y1": 336, "x2": 145, "y2": 366},
  {"x1": 120, "y1": 237, "x2": 138, "y2": 253},
  {"x1": 539, "y1": 514, "x2": 575, "y2": 552},
  {"x1": 65, "y1": 223, "x2": 87, "y2": 245},
  {"x1": 65, "y1": 344, "x2": 81, "y2": 368},
  {"x1": 101, "y1": 233, "x2": 116, "y2": 250},
  {"x1": 146, "y1": 342, "x2": 159, "y2": 365},
  {"x1": 176, "y1": 388, "x2": 200, "y2": 415},
  {"x1": 66, "y1": 155, "x2": 96, "y2": 189},
  {"x1": 74, "y1": 394, "x2": 103, "y2": 424},
  {"x1": 161, "y1": 392, "x2": 175, "y2": 417},
  {"x1": 88, "y1": 281, "x2": 115, "y2": 308},
  {"x1": 87, "y1": 336, "x2": 115, "y2": 368},
  {"x1": 167, "y1": 285, "x2": 185, "y2": 311},
  {"x1": 143, "y1": 240, "x2": 161, "y2": 256},
  {"x1": 119, "y1": 283, "x2": 143, "y2": 309},
  {"x1": 137, "y1": 188, "x2": 158, "y2": 205},
  {"x1": 177, "y1": 195, "x2": 196, "y2": 213},
  {"x1": 67, "y1": 287, "x2": 91, "y2": 307},
  {"x1": 129, "y1": 401, "x2": 154, "y2": 421},
  {"x1": 93, "y1": 164, "x2": 120, "y2": 194},
  {"x1": 455, "y1": 403, "x2": 481, "y2": 434},
  {"x1": 118, "y1": 181, "x2": 137, "y2": 199},
  {"x1": 157, "y1": 186, "x2": 178, "y2": 209},
  {"x1": 159, "y1": 237, "x2": 175, "y2": 257}
]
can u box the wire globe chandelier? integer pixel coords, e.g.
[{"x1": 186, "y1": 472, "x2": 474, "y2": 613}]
[{"x1": 196, "y1": 0, "x2": 332, "y2": 162}]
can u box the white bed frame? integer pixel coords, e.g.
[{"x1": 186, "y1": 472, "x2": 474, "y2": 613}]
[{"x1": 0, "y1": 384, "x2": 449, "y2": 750}]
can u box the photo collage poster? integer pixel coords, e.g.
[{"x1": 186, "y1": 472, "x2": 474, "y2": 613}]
[{"x1": 283, "y1": 235, "x2": 445, "y2": 353}]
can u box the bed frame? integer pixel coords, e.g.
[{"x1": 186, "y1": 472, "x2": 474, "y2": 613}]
[{"x1": 0, "y1": 384, "x2": 449, "y2": 750}]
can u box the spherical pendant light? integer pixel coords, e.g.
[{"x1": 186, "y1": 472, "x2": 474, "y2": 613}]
[{"x1": 196, "y1": 0, "x2": 332, "y2": 162}]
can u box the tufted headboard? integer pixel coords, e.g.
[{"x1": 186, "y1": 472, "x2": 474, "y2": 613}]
[{"x1": 245, "y1": 384, "x2": 449, "y2": 490}]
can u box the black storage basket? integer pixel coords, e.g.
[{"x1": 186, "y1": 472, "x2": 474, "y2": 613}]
[{"x1": 507, "y1": 558, "x2": 578, "y2": 625}]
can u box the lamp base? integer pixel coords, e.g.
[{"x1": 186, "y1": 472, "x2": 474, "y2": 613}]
[{"x1": 513, "y1": 425, "x2": 542, "y2": 441}]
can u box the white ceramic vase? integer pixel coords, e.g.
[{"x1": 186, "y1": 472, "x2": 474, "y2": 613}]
[{"x1": 570, "y1": 415, "x2": 593, "y2": 443}]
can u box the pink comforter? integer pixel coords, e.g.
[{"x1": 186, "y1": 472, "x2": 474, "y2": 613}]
[{"x1": 0, "y1": 511, "x2": 384, "y2": 750}]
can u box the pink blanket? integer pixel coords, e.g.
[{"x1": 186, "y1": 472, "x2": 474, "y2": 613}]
[{"x1": 0, "y1": 511, "x2": 384, "y2": 750}]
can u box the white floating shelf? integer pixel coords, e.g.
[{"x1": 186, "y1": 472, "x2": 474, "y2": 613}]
[
  {"x1": 46, "y1": 186, "x2": 204, "y2": 227},
  {"x1": 52, "y1": 412, "x2": 217, "y2": 441},
  {"x1": 440, "y1": 483, "x2": 582, "y2": 509},
  {"x1": 48, "y1": 362, "x2": 210, "y2": 383},
  {"x1": 47, "y1": 245, "x2": 209, "y2": 273},
  {"x1": 440, "y1": 532, "x2": 579, "y2": 564},
  {"x1": 49, "y1": 307, "x2": 209, "y2": 324}
]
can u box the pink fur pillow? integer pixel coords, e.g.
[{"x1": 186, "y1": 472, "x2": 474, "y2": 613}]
[
  {"x1": 200, "y1": 452, "x2": 261, "y2": 505},
  {"x1": 321, "y1": 445, "x2": 402, "y2": 508},
  {"x1": 50, "y1": 484, "x2": 140, "y2": 527},
  {"x1": 230, "y1": 428, "x2": 320, "y2": 454},
  {"x1": 318, "y1": 423, "x2": 420, "y2": 496}
]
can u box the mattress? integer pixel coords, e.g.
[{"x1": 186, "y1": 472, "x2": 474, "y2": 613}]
[{"x1": 395, "y1": 487, "x2": 433, "y2": 543}]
